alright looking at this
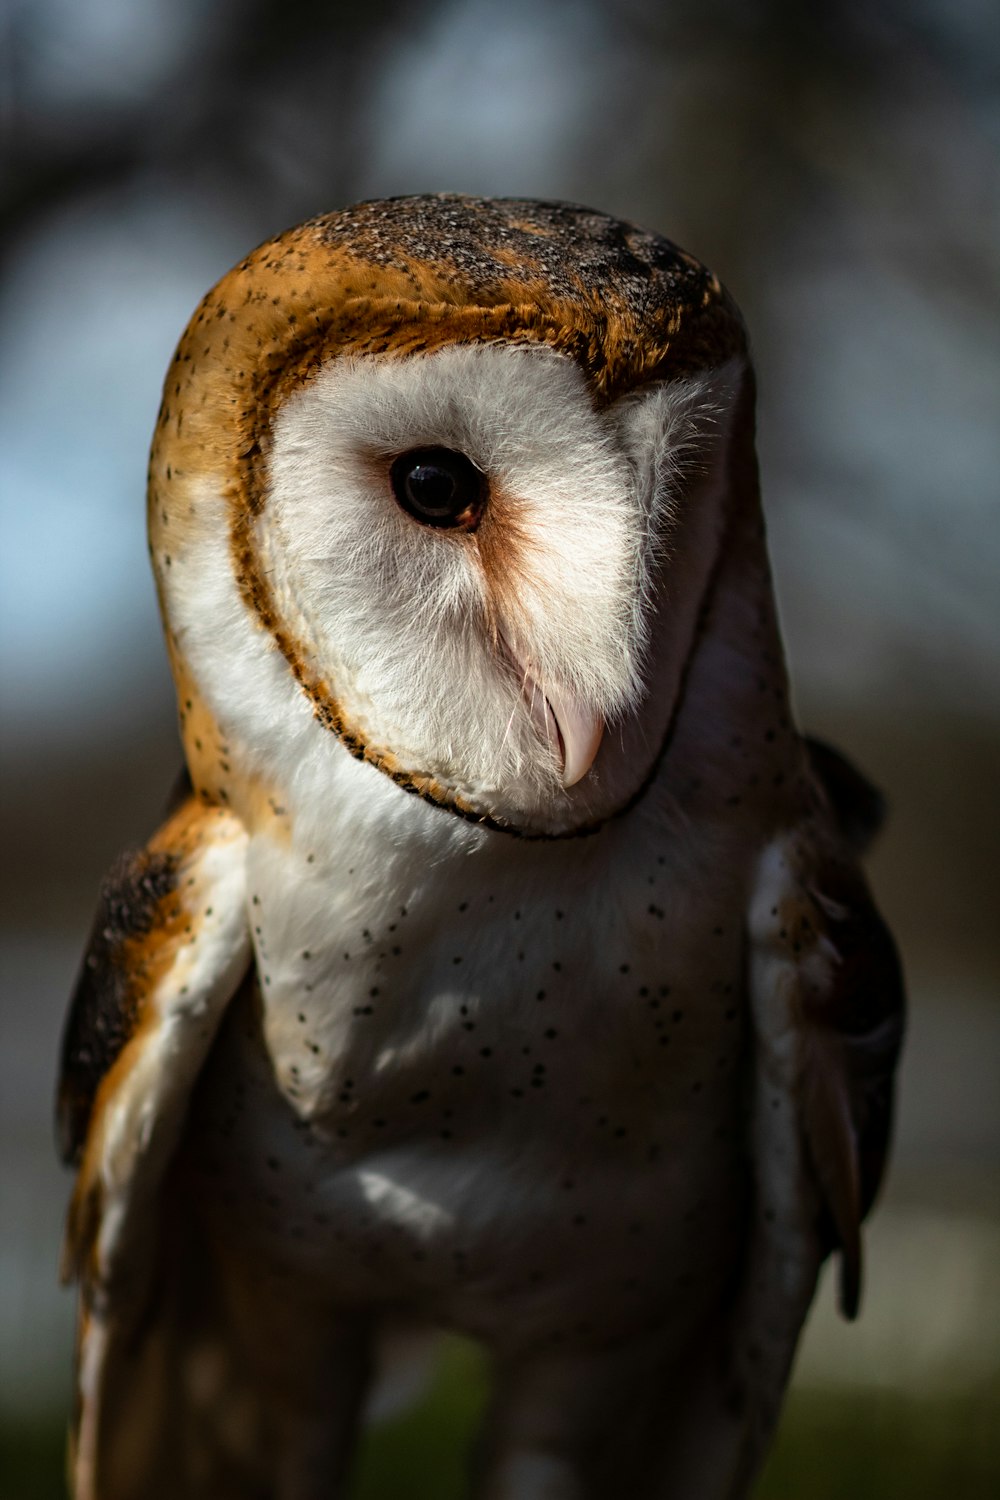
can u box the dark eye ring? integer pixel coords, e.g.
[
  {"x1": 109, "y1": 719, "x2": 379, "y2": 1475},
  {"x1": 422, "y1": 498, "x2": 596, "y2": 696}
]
[{"x1": 389, "y1": 447, "x2": 488, "y2": 531}]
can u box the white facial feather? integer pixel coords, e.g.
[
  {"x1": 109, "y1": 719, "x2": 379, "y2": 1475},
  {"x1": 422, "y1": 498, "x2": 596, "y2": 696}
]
[
  {"x1": 261, "y1": 345, "x2": 725, "y2": 813},
  {"x1": 266, "y1": 346, "x2": 633, "y2": 707},
  {"x1": 159, "y1": 343, "x2": 740, "y2": 831}
]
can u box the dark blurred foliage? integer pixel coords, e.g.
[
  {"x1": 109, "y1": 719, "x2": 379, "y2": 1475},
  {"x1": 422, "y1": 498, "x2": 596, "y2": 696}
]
[
  {"x1": 6, "y1": 0, "x2": 997, "y2": 301},
  {"x1": 6, "y1": 0, "x2": 410, "y2": 250}
]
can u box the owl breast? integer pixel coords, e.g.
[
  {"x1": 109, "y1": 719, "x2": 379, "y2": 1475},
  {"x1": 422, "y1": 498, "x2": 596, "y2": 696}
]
[{"x1": 183, "y1": 810, "x2": 752, "y2": 1355}]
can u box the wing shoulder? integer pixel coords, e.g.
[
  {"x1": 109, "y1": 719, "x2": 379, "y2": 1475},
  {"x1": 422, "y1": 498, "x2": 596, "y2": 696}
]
[
  {"x1": 57, "y1": 793, "x2": 251, "y2": 1281},
  {"x1": 661, "y1": 784, "x2": 905, "y2": 1495},
  {"x1": 58, "y1": 841, "x2": 182, "y2": 1167},
  {"x1": 618, "y1": 764, "x2": 905, "y2": 1498},
  {"x1": 747, "y1": 808, "x2": 905, "y2": 1318}
]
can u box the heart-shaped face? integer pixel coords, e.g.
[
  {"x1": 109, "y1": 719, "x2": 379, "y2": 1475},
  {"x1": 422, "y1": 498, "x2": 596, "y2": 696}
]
[{"x1": 148, "y1": 196, "x2": 749, "y2": 838}]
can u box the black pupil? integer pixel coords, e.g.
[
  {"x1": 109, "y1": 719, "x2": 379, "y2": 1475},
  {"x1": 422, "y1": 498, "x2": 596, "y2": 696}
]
[
  {"x1": 390, "y1": 448, "x2": 485, "y2": 528},
  {"x1": 408, "y1": 463, "x2": 456, "y2": 514}
]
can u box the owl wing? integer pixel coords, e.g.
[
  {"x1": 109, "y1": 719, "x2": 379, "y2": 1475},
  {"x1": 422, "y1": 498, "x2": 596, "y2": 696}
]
[
  {"x1": 750, "y1": 744, "x2": 905, "y2": 1321},
  {"x1": 657, "y1": 753, "x2": 904, "y2": 1498},
  {"x1": 57, "y1": 789, "x2": 251, "y2": 1500}
]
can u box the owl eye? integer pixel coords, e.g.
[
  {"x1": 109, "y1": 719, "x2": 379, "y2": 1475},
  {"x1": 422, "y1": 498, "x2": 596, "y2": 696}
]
[{"x1": 389, "y1": 447, "x2": 487, "y2": 531}]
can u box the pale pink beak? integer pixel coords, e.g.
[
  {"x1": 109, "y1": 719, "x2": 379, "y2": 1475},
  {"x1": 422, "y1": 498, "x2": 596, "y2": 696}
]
[{"x1": 506, "y1": 644, "x2": 604, "y2": 787}]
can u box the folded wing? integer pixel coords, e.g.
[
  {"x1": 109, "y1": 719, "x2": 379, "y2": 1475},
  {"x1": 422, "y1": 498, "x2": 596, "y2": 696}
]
[
  {"x1": 653, "y1": 748, "x2": 904, "y2": 1498},
  {"x1": 57, "y1": 792, "x2": 250, "y2": 1499}
]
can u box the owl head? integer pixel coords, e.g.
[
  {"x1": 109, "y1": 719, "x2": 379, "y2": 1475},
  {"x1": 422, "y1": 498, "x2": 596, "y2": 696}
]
[{"x1": 148, "y1": 196, "x2": 753, "y2": 839}]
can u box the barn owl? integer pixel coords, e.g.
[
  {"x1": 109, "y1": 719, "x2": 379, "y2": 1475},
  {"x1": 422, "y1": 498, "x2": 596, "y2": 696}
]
[{"x1": 57, "y1": 195, "x2": 904, "y2": 1500}]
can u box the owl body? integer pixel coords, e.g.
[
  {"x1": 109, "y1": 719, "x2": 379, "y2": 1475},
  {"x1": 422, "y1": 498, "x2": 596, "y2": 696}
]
[
  {"x1": 57, "y1": 197, "x2": 903, "y2": 1499},
  {"x1": 184, "y1": 776, "x2": 749, "y2": 1350}
]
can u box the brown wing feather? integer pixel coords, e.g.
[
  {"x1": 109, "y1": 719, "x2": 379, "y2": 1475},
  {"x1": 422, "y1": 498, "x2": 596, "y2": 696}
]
[
  {"x1": 799, "y1": 856, "x2": 906, "y2": 1316},
  {"x1": 58, "y1": 843, "x2": 181, "y2": 1166},
  {"x1": 667, "y1": 788, "x2": 906, "y2": 1496},
  {"x1": 57, "y1": 766, "x2": 197, "y2": 1165},
  {"x1": 804, "y1": 735, "x2": 887, "y2": 855},
  {"x1": 57, "y1": 793, "x2": 250, "y2": 1499}
]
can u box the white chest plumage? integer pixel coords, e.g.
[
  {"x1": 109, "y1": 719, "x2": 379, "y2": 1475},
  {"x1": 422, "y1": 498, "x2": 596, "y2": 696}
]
[{"x1": 185, "y1": 782, "x2": 750, "y2": 1352}]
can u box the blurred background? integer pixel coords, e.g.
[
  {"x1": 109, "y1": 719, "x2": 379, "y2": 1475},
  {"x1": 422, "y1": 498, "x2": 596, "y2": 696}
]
[{"x1": 2, "y1": 0, "x2": 998, "y2": 1495}]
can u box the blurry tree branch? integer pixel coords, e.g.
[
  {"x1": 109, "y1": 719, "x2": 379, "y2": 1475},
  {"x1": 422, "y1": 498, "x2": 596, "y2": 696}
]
[{"x1": 2, "y1": 0, "x2": 415, "y2": 255}]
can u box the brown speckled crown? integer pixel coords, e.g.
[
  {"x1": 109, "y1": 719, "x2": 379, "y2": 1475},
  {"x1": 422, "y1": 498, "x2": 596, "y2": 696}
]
[
  {"x1": 152, "y1": 193, "x2": 747, "y2": 507},
  {"x1": 301, "y1": 194, "x2": 747, "y2": 393}
]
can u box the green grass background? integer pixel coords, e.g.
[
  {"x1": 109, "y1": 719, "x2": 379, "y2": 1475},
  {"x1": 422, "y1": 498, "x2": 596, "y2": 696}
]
[{"x1": 4, "y1": 1339, "x2": 997, "y2": 1499}]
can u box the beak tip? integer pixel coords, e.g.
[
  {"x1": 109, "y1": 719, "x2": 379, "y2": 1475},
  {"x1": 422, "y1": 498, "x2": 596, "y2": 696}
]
[
  {"x1": 504, "y1": 638, "x2": 604, "y2": 788},
  {"x1": 558, "y1": 719, "x2": 605, "y2": 787}
]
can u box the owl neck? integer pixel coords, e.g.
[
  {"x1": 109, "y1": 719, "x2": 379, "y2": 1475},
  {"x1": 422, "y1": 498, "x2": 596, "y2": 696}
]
[{"x1": 652, "y1": 461, "x2": 806, "y2": 834}]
